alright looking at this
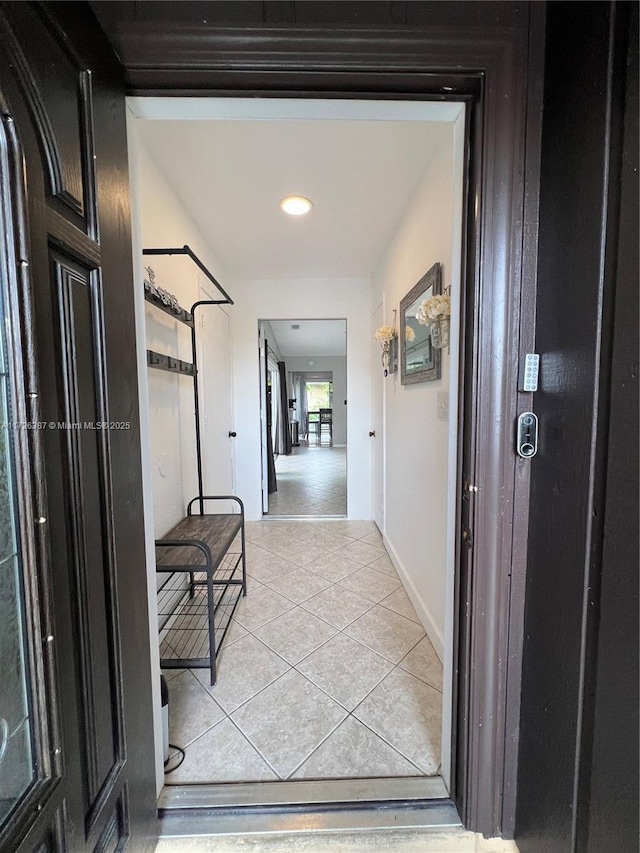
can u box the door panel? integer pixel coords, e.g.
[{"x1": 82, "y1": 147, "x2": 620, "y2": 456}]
[
  {"x1": 200, "y1": 295, "x2": 233, "y2": 500},
  {"x1": 52, "y1": 254, "x2": 123, "y2": 820},
  {"x1": 258, "y1": 326, "x2": 268, "y2": 513},
  {"x1": 0, "y1": 4, "x2": 155, "y2": 851},
  {"x1": 0, "y1": 3, "x2": 96, "y2": 232},
  {"x1": 371, "y1": 302, "x2": 384, "y2": 532}
]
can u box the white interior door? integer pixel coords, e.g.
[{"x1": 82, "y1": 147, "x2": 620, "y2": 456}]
[
  {"x1": 199, "y1": 282, "x2": 234, "y2": 507},
  {"x1": 258, "y1": 325, "x2": 269, "y2": 513},
  {"x1": 372, "y1": 301, "x2": 385, "y2": 532}
]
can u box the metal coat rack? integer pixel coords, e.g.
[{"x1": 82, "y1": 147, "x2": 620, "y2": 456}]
[{"x1": 143, "y1": 245, "x2": 234, "y2": 511}]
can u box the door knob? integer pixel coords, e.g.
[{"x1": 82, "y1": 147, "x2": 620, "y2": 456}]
[
  {"x1": 228, "y1": 431, "x2": 237, "y2": 438},
  {"x1": 369, "y1": 431, "x2": 375, "y2": 437}
]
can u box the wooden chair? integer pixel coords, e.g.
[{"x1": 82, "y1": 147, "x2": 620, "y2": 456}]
[{"x1": 318, "y1": 408, "x2": 333, "y2": 445}]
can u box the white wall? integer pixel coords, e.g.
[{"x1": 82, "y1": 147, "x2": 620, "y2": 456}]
[
  {"x1": 127, "y1": 115, "x2": 163, "y2": 797},
  {"x1": 231, "y1": 279, "x2": 372, "y2": 519},
  {"x1": 371, "y1": 121, "x2": 463, "y2": 663},
  {"x1": 285, "y1": 355, "x2": 348, "y2": 445},
  {"x1": 133, "y1": 136, "x2": 232, "y2": 537}
]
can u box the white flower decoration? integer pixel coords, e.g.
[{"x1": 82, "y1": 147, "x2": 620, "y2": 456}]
[
  {"x1": 416, "y1": 294, "x2": 451, "y2": 325},
  {"x1": 375, "y1": 325, "x2": 396, "y2": 342}
]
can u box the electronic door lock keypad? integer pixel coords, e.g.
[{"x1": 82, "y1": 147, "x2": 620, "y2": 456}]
[{"x1": 517, "y1": 412, "x2": 538, "y2": 458}]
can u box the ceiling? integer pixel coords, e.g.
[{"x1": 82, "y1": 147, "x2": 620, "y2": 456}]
[
  {"x1": 267, "y1": 320, "x2": 346, "y2": 358},
  {"x1": 135, "y1": 116, "x2": 453, "y2": 281}
]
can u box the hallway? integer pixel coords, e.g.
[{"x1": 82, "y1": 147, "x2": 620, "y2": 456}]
[{"x1": 267, "y1": 445, "x2": 347, "y2": 517}]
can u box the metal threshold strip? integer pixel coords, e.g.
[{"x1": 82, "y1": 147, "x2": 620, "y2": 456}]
[{"x1": 158, "y1": 777, "x2": 459, "y2": 838}]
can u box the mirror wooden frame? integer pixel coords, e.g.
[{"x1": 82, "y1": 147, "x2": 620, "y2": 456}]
[{"x1": 400, "y1": 262, "x2": 442, "y2": 385}]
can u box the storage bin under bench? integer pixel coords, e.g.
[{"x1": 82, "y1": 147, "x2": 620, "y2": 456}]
[{"x1": 155, "y1": 495, "x2": 246, "y2": 685}]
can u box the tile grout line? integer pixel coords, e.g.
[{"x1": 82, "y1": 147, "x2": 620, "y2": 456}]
[
  {"x1": 376, "y1": 597, "x2": 423, "y2": 625},
  {"x1": 168, "y1": 709, "x2": 228, "y2": 758},
  {"x1": 345, "y1": 711, "x2": 436, "y2": 778},
  {"x1": 210, "y1": 637, "x2": 296, "y2": 716},
  {"x1": 298, "y1": 590, "x2": 378, "y2": 631},
  {"x1": 228, "y1": 673, "x2": 345, "y2": 782},
  {"x1": 245, "y1": 583, "x2": 380, "y2": 654},
  {"x1": 224, "y1": 664, "x2": 294, "y2": 717},
  {"x1": 392, "y1": 662, "x2": 444, "y2": 695},
  {"x1": 293, "y1": 651, "x2": 393, "y2": 716},
  {"x1": 242, "y1": 583, "x2": 427, "y2": 669},
  {"x1": 224, "y1": 713, "x2": 284, "y2": 780},
  {"x1": 284, "y1": 713, "x2": 349, "y2": 780},
  {"x1": 233, "y1": 594, "x2": 297, "y2": 634},
  {"x1": 393, "y1": 633, "x2": 445, "y2": 694}
]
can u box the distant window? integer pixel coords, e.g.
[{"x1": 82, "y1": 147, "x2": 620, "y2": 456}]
[{"x1": 306, "y1": 381, "x2": 332, "y2": 410}]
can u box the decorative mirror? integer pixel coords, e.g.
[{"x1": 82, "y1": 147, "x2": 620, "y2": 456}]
[{"x1": 400, "y1": 262, "x2": 442, "y2": 385}]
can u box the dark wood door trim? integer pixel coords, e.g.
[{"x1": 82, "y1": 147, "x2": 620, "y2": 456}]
[
  {"x1": 94, "y1": 2, "x2": 545, "y2": 837},
  {"x1": 498, "y1": 2, "x2": 546, "y2": 829}
]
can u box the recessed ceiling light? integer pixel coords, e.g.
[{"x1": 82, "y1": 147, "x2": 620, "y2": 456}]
[{"x1": 280, "y1": 196, "x2": 313, "y2": 216}]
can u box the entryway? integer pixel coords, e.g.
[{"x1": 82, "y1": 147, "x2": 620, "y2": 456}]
[{"x1": 129, "y1": 95, "x2": 464, "y2": 811}]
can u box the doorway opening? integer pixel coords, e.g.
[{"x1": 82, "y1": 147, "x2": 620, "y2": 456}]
[
  {"x1": 260, "y1": 318, "x2": 348, "y2": 518},
  {"x1": 127, "y1": 96, "x2": 465, "y2": 812}
]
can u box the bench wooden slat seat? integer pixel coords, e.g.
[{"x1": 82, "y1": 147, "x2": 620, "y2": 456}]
[
  {"x1": 156, "y1": 514, "x2": 242, "y2": 570},
  {"x1": 155, "y1": 495, "x2": 246, "y2": 685}
]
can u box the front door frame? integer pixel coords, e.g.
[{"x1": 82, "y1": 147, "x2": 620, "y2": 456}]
[{"x1": 114, "y1": 6, "x2": 546, "y2": 837}]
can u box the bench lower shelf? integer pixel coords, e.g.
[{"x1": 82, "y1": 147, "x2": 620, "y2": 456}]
[
  {"x1": 155, "y1": 497, "x2": 247, "y2": 685},
  {"x1": 159, "y1": 556, "x2": 243, "y2": 669}
]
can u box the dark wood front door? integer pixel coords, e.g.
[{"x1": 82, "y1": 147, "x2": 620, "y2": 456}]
[
  {"x1": 516, "y1": 4, "x2": 639, "y2": 851},
  {"x1": 0, "y1": 4, "x2": 156, "y2": 851}
]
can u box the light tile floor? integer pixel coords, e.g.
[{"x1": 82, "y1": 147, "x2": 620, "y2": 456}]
[
  {"x1": 163, "y1": 520, "x2": 443, "y2": 785},
  {"x1": 267, "y1": 444, "x2": 347, "y2": 516}
]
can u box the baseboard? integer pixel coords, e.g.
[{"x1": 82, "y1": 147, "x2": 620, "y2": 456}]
[{"x1": 383, "y1": 536, "x2": 444, "y2": 662}]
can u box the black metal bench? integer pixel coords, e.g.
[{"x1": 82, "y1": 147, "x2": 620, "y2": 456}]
[{"x1": 155, "y1": 496, "x2": 246, "y2": 685}]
